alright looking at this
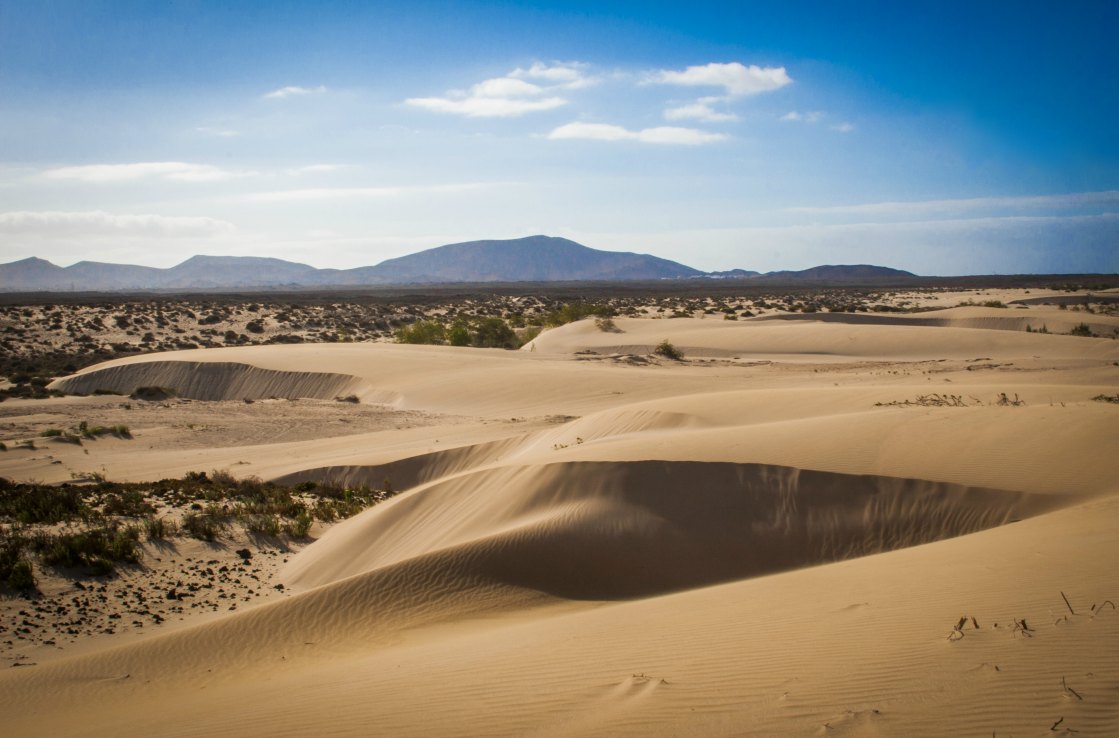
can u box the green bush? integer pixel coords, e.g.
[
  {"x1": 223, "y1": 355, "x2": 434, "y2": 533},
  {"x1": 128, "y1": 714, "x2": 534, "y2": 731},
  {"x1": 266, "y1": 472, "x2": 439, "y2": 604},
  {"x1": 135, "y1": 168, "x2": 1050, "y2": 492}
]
[
  {"x1": 283, "y1": 511, "x2": 314, "y2": 538},
  {"x1": 394, "y1": 320, "x2": 446, "y2": 344},
  {"x1": 1070, "y1": 323, "x2": 1094, "y2": 337},
  {"x1": 181, "y1": 511, "x2": 224, "y2": 541},
  {"x1": 6, "y1": 558, "x2": 35, "y2": 590},
  {"x1": 654, "y1": 340, "x2": 684, "y2": 361}
]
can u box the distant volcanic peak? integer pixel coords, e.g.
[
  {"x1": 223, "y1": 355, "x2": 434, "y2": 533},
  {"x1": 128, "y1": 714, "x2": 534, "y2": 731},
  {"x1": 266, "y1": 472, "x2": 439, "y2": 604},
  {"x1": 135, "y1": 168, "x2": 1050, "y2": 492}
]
[{"x1": 0, "y1": 239, "x2": 919, "y2": 291}]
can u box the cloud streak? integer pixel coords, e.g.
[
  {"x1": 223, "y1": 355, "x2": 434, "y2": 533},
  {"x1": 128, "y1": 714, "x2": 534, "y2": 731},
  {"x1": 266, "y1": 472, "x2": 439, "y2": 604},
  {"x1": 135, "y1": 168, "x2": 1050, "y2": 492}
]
[
  {"x1": 664, "y1": 99, "x2": 738, "y2": 123},
  {"x1": 0, "y1": 210, "x2": 236, "y2": 237},
  {"x1": 41, "y1": 162, "x2": 254, "y2": 183},
  {"x1": 650, "y1": 62, "x2": 792, "y2": 97},
  {"x1": 235, "y1": 182, "x2": 500, "y2": 203},
  {"x1": 548, "y1": 122, "x2": 727, "y2": 145},
  {"x1": 263, "y1": 85, "x2": 327, "y2": 99},
  {"x1": 786, "y1": 191, "x2": 1119, "y2": 216},
  {"x1": 405, "y1": 62, "x2": 593, "y2": 118}
]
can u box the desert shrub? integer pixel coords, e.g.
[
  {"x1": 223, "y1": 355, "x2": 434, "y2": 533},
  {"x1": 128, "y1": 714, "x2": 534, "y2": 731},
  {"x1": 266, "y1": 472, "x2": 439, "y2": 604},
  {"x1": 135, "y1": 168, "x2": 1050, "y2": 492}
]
[
  {"x1": 244, "y1": 514, "x2": 281, "y2": 537},
  {"x1": 394, "y1": 320, "x2": 445, "y2": 344},
  {"x1": 654, "y1": 340, "x2": 684, "y2": 361},
  {"x1": 595, "y1": 317, "x2": 619, "y2": 332},
  {"x1": 130, "y1": 386, "x2": 177, "y2": 401},
  {"x1": 101, "y1": 489, "x2": 155, "y2": 517},
  {"x1": 472, "y1": 317, "x2": 518, "y2": 349},
  {"x1": 144, "y1": 516, "x2": 176, "y2": 540},
  {"x1": 335, "y1": 394, "x2": 360, "y2": 404},
  {"x1": 6, "y1": 558, "x2": 35, "y2": 590},
  {"x1": 543, "y1": 302, "x2": 613, "y2": 327},
  {"x1": 34, "y1": 524, "x2": 142, "y2": 574},
  {"x1": 40, "y1": 428, "x2": 63, "y2": 437},
  {"x1": 181, "y1": 511, "x2": 224, "y2": 541},
  {"x1": 1070, "y1": 323, "x2": 1094, "y2": 337},
  {"x1": 446, "y1": 321, "x2": 471, "y2": 347},
  {"x1": 0, "y1": 530, "x2": 36, "y2": 591},
  {"x1": 283, "y1": 511, "x2": 313, "y2": 538},
  {"x1": 0, "y1": 483, "x2": 90, "y2": 524}
]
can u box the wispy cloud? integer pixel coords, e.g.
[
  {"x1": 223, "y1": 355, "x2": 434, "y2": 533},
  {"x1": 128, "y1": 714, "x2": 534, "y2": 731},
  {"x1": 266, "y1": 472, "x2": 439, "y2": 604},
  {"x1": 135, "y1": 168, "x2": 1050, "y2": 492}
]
[
  {"x1": 830, "y1": 122, "x2": 855, "y2": 133},
  {"x1": 0, "y1": 210, "x2": 235, "y2": 237},
  {"x1": 664, "y1": 98, "x2": 738, "y2": 123},
  {"x1": 548, "y1": 122, "x2": 726, "y2": 145},
  {"x1": 41, "y1": 162, "x2": 254, "y2": 183},
  {"x1": 288, "y1": 164, "x2": 346, "y2": 175},
  {"x1": 263, "y1": 85, "x2": 327, "y2": 100},
  {"x1": 650, "y1": 62, "x2": 792, "y2": 97},
  {"x1": 781, "y1": 110, "x2": 823, "y2": 123},
  {"x1": 510, "y1": 61, "x2": 597, "y2": 90},
  {"x1": 236, "y1": 182, "x2": 499, "y2": 203},
  {"x1": 405, "y1": 62, "x2": 594, "y2": 118},
  {"x1": 195, "y1": 126, "x2": 240, "y2": 137},
  {"x1": 787, "y1": 191, "x2": 1119, "y2": 216}
]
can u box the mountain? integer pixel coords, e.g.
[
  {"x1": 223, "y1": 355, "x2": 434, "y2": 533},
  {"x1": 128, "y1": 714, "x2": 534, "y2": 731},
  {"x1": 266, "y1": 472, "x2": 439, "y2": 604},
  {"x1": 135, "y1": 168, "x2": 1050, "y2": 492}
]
[
  {"x1": 0, "y1": 257, "x2": 69, "y2": 291},
  {"x1": 760, "y1": 264, "x2": 917, "y2": 281},
  {"x1": 345, "y1": 235, "x2": 702, "y2": 283},
  {"x1": 0, "y1": 238, "x2": 917, "y2": 292},
  {"x1": 0, "y1": 236, "x2": 702, "y2": 291},
  {"x1": 161, "y1": 256, "x2": 322, "y2": 288}
]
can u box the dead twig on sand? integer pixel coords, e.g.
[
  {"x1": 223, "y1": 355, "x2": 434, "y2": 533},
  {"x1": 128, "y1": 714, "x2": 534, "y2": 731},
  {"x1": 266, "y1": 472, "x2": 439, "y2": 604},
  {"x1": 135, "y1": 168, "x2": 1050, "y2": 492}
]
[
  {"x1": 1061, "y1": 591, "x2": 1076, "y2": 616},
  {"x1": 1062, "y1": 676, "x2": 1084, "y2": 701}
]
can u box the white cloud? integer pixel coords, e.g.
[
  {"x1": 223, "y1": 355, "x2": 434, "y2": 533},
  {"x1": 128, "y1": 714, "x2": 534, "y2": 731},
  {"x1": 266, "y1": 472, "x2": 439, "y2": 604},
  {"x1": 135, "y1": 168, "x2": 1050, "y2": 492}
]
[
  {"x1": 236, "y1": 182, "x2": 499, "y2": 203},
  {"x1": 195, "y1": 126, "x2": 240, "y2": 137},
  {"x1": 651, "y1": 62, "x2": 792, "y2": 97},
  {"x1": 786, "y1": 191, "x2": 1119, "y2": 216},
  {"x1": 405, "y1": 74, "x2": 567, "y2": 117},
  {"x1": 405, "y1": 63, "x2": 598, "y2": 118},
  {"x1": 510, "y1": 62, "x2": 597, "y2": 89},
  {"x1": 781, "y1": 110, "x2": 823, "y2": 123},
  {"x1": 41, "y1": 162, "x2": 253, "y2": 183},
  {"x1": 831, "y1": 122, "x2": 855, "y2": 133},
  {"x1": 263, "y1": 85, "x2": 327, "y2": 100},
  {"x1": 289, "y1": 164, "x2": 346, "y2": 174},
  {"x1": 664, "y1": 101, "x2": 738, "y2": 123},
  {"x1": 548, "y1": 122, "x2": 726, "y2": 145},
  {"x1": 0, "y1": 210, "x2": 236, "y2": 238}
]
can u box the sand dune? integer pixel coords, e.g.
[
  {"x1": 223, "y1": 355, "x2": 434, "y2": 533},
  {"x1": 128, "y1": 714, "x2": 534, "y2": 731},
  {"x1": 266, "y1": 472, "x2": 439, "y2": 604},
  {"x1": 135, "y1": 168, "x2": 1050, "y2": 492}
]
[
  {"x1": 4, "y1": 305, "x2": 1119, "y2": 737},
  {"x1": 54, "y1": 360, "x2": 367, "y2": 402}
]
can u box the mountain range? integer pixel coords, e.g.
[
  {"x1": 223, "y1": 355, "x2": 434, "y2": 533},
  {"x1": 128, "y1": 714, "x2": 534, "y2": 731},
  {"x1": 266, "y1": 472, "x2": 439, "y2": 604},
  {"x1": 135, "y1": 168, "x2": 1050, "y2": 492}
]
[{"x1": 0, "y1": 235, "x2": 915, "y2": 292}]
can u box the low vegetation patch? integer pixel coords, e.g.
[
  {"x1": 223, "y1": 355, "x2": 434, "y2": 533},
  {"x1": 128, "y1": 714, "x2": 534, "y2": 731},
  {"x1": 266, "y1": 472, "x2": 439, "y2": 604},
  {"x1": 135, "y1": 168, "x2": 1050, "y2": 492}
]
[
  {"x1": 0, "y1": 472, "x2": 398, "y2": 592},
  {"x1": 654, "y1": 340, "x2": 684, "y2": 361}
]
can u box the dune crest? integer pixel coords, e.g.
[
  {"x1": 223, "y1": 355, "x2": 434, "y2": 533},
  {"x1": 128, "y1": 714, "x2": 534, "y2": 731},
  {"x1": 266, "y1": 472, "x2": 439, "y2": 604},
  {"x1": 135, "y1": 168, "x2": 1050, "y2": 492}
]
[
  {"x1": 283, "y1": 460, "x2": 1063, "y2": 599},
  {"x1": 51, "y1": 360, "x2": 367, "y2": 402}
]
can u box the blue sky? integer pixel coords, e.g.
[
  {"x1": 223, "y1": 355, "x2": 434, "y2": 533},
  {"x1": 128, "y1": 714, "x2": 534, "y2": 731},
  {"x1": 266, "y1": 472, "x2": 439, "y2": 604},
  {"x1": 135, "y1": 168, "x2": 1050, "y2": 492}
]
[{"x1": 1, "y1": 0, "x2": 1116, "y2": 275}]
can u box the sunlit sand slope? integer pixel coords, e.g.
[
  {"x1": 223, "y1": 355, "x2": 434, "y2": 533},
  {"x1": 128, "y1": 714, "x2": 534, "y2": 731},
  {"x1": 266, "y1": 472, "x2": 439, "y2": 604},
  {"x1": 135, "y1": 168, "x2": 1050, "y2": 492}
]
[{"x1": 4, "y1": 313, "x2": 1116, "y2": 737}]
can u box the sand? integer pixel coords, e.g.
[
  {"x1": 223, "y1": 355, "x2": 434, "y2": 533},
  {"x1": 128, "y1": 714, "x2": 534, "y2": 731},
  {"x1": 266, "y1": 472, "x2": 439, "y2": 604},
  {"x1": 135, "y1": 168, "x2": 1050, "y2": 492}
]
[{"x1": 1, "y1": 296, "x2": 1118, "y2": 737}]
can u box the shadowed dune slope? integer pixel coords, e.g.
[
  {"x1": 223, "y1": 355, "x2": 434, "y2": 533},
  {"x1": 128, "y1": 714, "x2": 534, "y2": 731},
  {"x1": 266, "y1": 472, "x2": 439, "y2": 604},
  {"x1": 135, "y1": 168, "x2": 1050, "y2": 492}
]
[
  {"x1": 50, "y1": 360, "x2": 367, "y2": 401},
  {"x1": 283, "y1": 460, "x2": 1065, "y2": 600}
]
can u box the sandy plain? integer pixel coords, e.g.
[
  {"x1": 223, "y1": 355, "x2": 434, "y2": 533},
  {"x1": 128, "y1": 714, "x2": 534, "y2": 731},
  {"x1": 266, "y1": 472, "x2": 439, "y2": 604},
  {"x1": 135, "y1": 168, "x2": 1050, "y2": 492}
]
[{"x1": 1, "y1": 287, "x2": 1118, "y2": 737}]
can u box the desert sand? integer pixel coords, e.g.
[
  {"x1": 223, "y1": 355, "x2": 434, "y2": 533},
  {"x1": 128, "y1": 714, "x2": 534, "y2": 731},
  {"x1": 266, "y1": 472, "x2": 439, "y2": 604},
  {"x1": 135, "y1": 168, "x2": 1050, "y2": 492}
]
[{"x1": 2, "y1": 291, "x2": 1118, "y2": 737}]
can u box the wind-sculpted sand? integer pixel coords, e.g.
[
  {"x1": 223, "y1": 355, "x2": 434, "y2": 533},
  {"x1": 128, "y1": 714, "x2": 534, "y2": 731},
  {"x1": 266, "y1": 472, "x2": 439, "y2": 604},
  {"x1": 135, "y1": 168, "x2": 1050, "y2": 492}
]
[{"x1": 1, "y1": 295, "x2": 1118, "y2": 737}]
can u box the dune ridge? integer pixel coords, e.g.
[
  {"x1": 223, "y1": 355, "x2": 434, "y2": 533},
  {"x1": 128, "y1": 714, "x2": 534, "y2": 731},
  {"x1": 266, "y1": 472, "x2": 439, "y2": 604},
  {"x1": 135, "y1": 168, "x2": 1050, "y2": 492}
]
[
  {"x1": 283, "y1": 460, "x2": 1064, "y2": 598},
  {"x1": 51, "y1": 360, "x2": 367, "y2": 402}
]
